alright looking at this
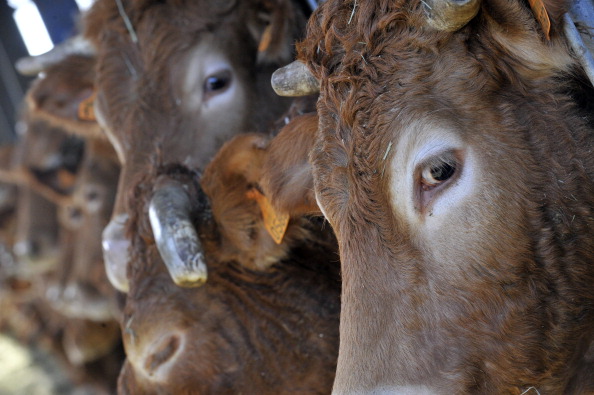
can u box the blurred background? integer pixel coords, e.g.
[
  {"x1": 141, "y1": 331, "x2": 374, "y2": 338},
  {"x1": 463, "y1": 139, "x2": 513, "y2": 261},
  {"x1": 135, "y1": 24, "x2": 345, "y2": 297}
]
[
  {"x1": 0, "y1": 0, "x2": 92, "y2": 145},
  {"x1": 1, "y1": 2, "x2": 95, "y2": 393}
]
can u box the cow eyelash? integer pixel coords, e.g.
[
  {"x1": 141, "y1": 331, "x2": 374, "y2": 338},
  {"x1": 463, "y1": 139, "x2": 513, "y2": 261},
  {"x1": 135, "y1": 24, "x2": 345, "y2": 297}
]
[
  {"x1": 418, "y1": 151, "x2": 460, "y2": 191},
  {"x1": 203, "y1": 70, "x2": 232, "y2": 97}
]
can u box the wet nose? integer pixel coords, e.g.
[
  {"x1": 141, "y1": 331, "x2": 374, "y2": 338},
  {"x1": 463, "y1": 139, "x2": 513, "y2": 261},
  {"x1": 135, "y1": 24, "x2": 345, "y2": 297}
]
[
  {"x1": 124, "y1": 318, "x2": 186, "y2": 382},
  {"x1": 144, "y1": 333, "x2": 183, "y2": 376}
]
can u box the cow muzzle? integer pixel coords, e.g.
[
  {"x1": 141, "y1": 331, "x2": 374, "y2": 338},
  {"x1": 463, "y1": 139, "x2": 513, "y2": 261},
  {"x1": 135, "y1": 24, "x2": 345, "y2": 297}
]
[{"x1": 149, "y1": 176, "x2": 208, "y2": 288}]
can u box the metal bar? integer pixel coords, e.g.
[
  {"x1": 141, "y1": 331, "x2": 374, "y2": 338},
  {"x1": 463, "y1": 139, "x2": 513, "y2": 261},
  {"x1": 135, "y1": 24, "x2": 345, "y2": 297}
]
[{"x1": 565, "y1": 0, "x2": 594, "y2": 87}]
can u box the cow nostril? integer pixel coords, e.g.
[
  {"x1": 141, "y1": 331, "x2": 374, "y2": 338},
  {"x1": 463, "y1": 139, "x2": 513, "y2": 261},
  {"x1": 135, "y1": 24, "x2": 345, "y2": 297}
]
[{"x1": 144, "y1": 334, "x2": 182, "y2": 376}]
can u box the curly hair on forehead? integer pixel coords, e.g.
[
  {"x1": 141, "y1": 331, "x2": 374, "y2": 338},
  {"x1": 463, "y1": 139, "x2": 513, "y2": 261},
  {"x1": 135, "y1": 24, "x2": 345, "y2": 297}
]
[
  {"x1": 297, "y1": 0, "x2": 573, "y2": 78},
  {"x1": 297, "y1": 0, "x2": 578, "y2": 132}
]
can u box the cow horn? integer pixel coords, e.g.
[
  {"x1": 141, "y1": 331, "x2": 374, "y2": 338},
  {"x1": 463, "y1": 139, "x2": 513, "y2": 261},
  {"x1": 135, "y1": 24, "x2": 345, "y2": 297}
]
[
  {"x1": 423, "y1": 0, "x2": 481, "y2": 32},
  {"x1": 15, "y1": 35, "x2": 96, "y2": 76},
  {"x1": 271, "y1": 60, "x2": 320, "y2": 96},
  {"x1": 149, "y1": 177, "x2": 207, "y2": 287}
]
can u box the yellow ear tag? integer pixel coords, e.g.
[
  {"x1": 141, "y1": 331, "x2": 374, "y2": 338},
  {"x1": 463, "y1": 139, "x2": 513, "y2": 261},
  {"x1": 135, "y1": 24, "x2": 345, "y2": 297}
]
[
  {"x1": 78, "y1": 90, "x2": 97, "y2": 121},
  {"x1": 57, "y1": 169, "x2": 76, "y2": 190},
  {"x1": 258, "y1": 24, "x2": 273, "y2": 53},
  {"x1": 528, "y1": 0, "x2": 551, "y2": 40},
  {"x1": 247, "y1": 188, "x2": 289, "y2": 244}
]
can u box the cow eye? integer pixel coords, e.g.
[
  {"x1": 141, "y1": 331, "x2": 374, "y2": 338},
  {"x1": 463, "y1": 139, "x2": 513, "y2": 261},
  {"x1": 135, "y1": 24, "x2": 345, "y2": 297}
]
[
  {"x1": 87, "y1": 190, "x2": 100, "y2": 202},
  {"x1": 420, "y1": 154, "x2": 458, "y2": 191},
  {"x1": 203, "y1": 70, "x2": 231, "y2": 97},
  {"x1": 83, "y1": 186, "x2": 104, "y2": 212},
  {"x1": 66, "y1": 206, "x2": 84, "y2": 228}
]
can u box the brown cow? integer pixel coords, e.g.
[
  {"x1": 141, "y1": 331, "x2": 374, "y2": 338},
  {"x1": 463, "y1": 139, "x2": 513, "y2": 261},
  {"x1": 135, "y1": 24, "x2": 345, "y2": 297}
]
[
  {"x1": 268, "y1": 0, "x2": 594, "y2": 393},
  {"x1": 20, "y1": 52, "x2": 128, "y2": 322},
  {"x1": 45, "y1": 138, "x2": 122, "y2": 322},
  {"x1": 118, "y1": 133, "x2": 340, "y2": 394},
  {"x1": 25, "y1": 54, "x2": 102, "y2": 140},
  {"x1": 83, "y1": 0, "x2": 309, "y2": 292},
  {"x1": 8, "y1": 114, "x2": 84, "y2": 275},
  {"x1": 0, "y1": 53, "x2": 126, "y2": 391}
]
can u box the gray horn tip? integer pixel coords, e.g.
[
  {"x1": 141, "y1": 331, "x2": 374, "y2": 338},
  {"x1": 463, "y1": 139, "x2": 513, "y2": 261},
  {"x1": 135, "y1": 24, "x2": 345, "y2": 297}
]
[
  {"x1": 169, "y1": 251, "x2": 208, "y2": 287},
  {"x1": 271, "y1": 60, "x2": 320, "y2": 97}
]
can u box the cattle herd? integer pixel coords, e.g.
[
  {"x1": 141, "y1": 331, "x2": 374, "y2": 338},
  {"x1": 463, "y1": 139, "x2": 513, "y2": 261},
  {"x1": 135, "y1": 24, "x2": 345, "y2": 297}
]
[{"x1": 0, "y1": 0, "x2": 592, "y2": 394}]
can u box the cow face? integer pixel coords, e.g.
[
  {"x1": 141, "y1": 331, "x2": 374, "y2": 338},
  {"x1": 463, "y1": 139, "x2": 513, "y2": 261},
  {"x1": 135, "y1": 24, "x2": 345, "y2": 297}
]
[
  {"x1": 117, "y1": 135, "x2": 340, "y2": 394},
  {"x1": 271, "y1": 0, "x2": 594, "y2": 392},
  {"x1": 26, "y1": 55, "x2": 102, "y2": 140},
  {"x1": 46, "y1": 139, "x2": 121, "y2": 322},
  {"x1": 11, "y1": 117, "x2": 84, "y2": 276},
  {"x1": 87, "y1": 0, "x2": 306, "y2": 291}
]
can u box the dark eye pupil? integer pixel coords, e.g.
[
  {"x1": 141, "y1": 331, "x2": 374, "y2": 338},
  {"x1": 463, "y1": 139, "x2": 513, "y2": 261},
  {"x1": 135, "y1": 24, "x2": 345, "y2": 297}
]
[
  {"x1": 205, "y1": 76, "x2": 227, "y2": 92},
  {"x1": 430, "y1": 163, "x2": 456, "y2": 181}
]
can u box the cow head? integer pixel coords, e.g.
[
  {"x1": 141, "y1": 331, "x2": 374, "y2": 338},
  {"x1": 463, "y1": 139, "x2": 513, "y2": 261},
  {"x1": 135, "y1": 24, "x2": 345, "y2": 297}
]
[
  {"x1": 117, "y1": 132, "x2": 339, "y2": 393},
  {"x1": 271, "y1": 0, "x2": 594, "y2": 392},
  {"x1": 84, "y1": 0, "x2": 309, "y2": 291},
  {"x1": 45, "y1": 138, "x2": 122, "y2": 322},
  {"x1": 25, "y1": 54, "x2": 102, "y2": 140},
  {"x1": 9, "y1": 115, "x2": 85, "y2": 276}
]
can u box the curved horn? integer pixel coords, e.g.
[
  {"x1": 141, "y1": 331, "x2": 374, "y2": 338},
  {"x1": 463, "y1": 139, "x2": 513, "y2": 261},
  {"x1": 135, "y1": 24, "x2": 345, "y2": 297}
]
[
  {"x1": 149, "y1": 177, "x2": 207, "y2": 287},
  {"x1": 271, "y1": 60, "x2": 320, "y2": 97},
  {"x1": 15, "y1": 35, "x2": 96, "y2": 76},
  {"x1": 102, "y1": 214, "x2": 131, "y2": 293},
  {"x1": 423, "y1": 0, "x2": 481, "y2": 32}
]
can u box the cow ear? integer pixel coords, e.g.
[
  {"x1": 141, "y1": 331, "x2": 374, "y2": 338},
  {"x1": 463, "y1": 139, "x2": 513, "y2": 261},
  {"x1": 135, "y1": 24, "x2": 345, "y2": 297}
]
[
  {"x1": 260, "y1": 113, "x2": 321, "y2": 217},
  {"x1": 248, "y1": 0, "x2": 307, "y2": 65}
]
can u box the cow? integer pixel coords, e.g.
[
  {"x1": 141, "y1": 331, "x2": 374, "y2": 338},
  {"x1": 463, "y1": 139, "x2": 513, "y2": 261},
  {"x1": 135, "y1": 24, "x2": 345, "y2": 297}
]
[
  {"x1": 267, "y1": 0, "x2": 594, "y2": 393},
  {"x1": 45, "y1": 137, "x2": 122, "y2": 323},
  {"x1": 24, "y1": 54, "x2": 102, "y2": 141},
  {"x1": 116, "y1": 132, "x2": 340, "y2": 394},
  {"x1": 81, "y1": 0, "x2": 311, "y2": 292},
  {"x1": 16, "y1": 51, "x2": 129, "y2": 321},
  {"x1": 6, "y1": 113, "x2": 84, "y2": 275},
  {"x1": 0, "y1": 52, "x2": 126, "y2": 391}
]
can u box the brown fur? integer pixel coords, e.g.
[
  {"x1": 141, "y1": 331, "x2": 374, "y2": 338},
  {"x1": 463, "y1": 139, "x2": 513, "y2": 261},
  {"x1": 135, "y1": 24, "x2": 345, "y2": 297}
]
[
  {"x1": 264, "y1": 0, "x2": 594, "y2": 393},
  {"x1": 9, "y1": 115, "x2": 84, "y2": 273},
  {"x1": 26, "y1": 55, "x2": 104, "y2": 141},
  {"x1": 84, "y1": 0, "x2": 307, "y2": 229},
  {"x1": 48, "y1": 138, "x2": 122, "y2": 322},
  {"x1": 118, "y1": 135, "x2": 340, "y2": 394}
]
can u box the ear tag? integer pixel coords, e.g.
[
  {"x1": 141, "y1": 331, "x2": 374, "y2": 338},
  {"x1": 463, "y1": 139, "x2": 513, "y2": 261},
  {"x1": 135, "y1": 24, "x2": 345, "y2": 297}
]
[
  {"x1": 57, "y1": 169, "x2": 76, "y2": 190},
  {"x1": 528, "y1": 0, "x2": 551, "y2": 40},
  {"x1": 78, "y1": 90, "x2": 97, "y2": 121},
  {"x1": 247, "y1": 188, "x2": 289, "y2": 244},
  {"x1": 258, "y1": 24, "x2": 273, "y2": 53}
]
